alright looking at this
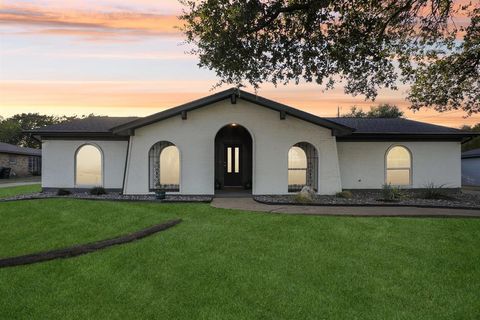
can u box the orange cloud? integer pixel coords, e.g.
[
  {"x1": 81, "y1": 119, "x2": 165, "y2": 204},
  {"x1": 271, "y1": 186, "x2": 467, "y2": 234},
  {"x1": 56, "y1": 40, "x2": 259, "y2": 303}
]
[{"x1": 0, "y1": 4, "x2": 182, "y2": 40}]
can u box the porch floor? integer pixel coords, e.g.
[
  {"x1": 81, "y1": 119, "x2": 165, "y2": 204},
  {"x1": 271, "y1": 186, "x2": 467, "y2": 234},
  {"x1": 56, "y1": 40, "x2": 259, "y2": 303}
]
[{"x1": 214, "y1": 187, "x2": 252, "y2": 198}]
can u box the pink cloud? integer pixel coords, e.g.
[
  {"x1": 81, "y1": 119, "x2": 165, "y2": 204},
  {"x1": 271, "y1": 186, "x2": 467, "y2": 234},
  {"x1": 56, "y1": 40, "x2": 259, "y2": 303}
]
[{"x1": 0, "y1": 4, "x2": 182, "y2": 41}]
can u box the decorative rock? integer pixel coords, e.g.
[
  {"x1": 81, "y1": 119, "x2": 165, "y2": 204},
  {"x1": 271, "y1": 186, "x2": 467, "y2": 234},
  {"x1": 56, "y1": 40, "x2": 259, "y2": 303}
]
[
  {"x1": 296, "y1": 186, "x2": 315, "y2": 203},
  {"x1": 0, "y1": 192, "x2": 213, "y2": 203},
  {"x1": 301, "y1": 186, "x2": 315, "y2": 196},
  {"x1": 255, "y1": 189, "x2": 480, "y2": 209}
]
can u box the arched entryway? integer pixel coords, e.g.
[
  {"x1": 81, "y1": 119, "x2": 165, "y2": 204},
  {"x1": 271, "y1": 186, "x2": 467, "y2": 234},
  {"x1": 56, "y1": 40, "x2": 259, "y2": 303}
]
[{"x1": 214, "y1": 124, "x2": 253, "y2": 194}]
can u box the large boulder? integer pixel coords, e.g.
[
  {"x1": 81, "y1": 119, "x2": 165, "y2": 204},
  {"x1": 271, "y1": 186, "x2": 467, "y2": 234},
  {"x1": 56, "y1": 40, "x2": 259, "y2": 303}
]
[{"x1": 295, "y1": 186, "x2": 315, "y2": 203}]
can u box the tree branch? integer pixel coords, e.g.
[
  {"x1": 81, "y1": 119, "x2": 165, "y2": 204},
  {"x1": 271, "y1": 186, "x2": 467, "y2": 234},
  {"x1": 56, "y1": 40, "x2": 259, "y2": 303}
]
[
  {"x1": 378, "y1": 0, "x2": 416, "y2": 37},
  {"x1": 249, "y1": 3, "x2": 312, "y2": 33}
]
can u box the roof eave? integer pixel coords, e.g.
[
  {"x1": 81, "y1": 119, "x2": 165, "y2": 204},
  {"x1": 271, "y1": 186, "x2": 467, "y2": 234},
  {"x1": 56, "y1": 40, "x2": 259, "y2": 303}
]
[
  {"x1": 110, "y1": 88, "x2": 354, "y2": 136},
  {"x1": 111, "y1": 89, "x2": 237, "y2": 134},
  {"x1": 336, "y1": 132, "x2": 477, "y2": 142},
  {"x1": 26, "y1": 131, "x2": 129, "y2": 141},
  {"x1": 0, "y1": 150, "x2": 41, "y2": 156}
]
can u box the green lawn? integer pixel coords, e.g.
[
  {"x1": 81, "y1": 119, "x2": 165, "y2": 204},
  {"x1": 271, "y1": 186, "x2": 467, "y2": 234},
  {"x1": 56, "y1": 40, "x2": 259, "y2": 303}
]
[
  {"x1": 1, "y1": 199, "x2": 479, "y2": 319},
  {"x1": 0, "y1": 184, "x2": 41, "y2": 199}
]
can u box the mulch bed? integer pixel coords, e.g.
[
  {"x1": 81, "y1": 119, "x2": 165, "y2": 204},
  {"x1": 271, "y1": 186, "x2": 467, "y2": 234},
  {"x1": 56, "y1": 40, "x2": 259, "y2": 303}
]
[
  {"x1": 0, "y1": 219, "x2": 182, "y2": 268},
  {"x1": 255, "y1": 190, "x2": 480, "y2": 209}
]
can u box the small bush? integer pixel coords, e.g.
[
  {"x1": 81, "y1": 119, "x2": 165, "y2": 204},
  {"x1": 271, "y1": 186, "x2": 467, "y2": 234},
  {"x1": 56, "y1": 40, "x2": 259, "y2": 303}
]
[
  {"x1": 57, "y1": 189, "x2": 71, "y2": 196},
  {"x1": 89, "y1": 186, "x2": 107, "y2": 195},
  {"x1": 336, "y1": 191, "x2": 353, "y2": 199},
  {"x1": 381, "y1": 184, "x2": 404, "y2": 201},
  {"x1": 422, "y1": 183, "x2": 454, "y2": 200}
]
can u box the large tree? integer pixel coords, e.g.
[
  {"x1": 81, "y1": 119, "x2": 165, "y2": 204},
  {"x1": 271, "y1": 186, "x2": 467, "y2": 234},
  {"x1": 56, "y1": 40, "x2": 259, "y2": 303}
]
[
  {"x1": 409, "y1": 8, "x2": 479, "y2": 115},
  {"x1": 181, "y1": 0, "x2": 479, "y2": 113}
]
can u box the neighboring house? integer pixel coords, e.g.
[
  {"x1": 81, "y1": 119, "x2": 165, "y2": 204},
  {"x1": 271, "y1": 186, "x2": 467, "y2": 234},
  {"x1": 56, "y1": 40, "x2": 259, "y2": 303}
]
[
  {"x1": 0, "y1": 142, "x2": 42, "y2": 178},
  {"x1": 29, "y1": 88, "x2": 475, "y2": 195},
  {"x1": 462, "y1": 148, "x2": 480, "y2": 186}
]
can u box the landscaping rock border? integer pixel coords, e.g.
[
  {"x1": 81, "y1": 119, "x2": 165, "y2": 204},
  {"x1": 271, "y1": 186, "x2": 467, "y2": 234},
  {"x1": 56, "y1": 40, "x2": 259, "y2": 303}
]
[
  {"x1": 254, "y1": 190, "x2": 480, "y2": 210},
  {"x1": 0, "y1": 192, "x2": 213, "y2": 203},
  {"x1": 0, "y1": 219, "x2": 182, "y2": 268}
]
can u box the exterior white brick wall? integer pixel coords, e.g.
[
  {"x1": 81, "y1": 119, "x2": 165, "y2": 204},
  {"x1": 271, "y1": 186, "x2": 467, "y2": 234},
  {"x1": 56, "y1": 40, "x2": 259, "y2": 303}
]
[{"x1": 337, "y1": 141, "x2": 461, "y2": 189}]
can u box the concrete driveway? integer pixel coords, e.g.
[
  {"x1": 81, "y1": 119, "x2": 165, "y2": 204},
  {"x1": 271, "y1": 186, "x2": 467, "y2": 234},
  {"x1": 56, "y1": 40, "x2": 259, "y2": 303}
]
[{"x1": 0, "y1": 177, "x2": 41, "y2": 188}]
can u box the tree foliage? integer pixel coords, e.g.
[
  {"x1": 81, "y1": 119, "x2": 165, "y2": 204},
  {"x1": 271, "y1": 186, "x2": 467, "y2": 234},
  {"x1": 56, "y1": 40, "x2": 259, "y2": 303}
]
[
  {"x1": 0, "y1": 113, "x2": 87, "y2": 148},
  {"x1": 342, "y1": 104, "x2": 404, "y2": 118},
  {"x1": 368, "y1": 104, "x2": 405, "y2": 118},
  {"x1": 342, "y1": 106, "x2": 368, "y2": 118},
  {"x1": 181, "y1": 0, "x2": 479, "y2": 113},
  {"x1": 461, "y1": 123, "x2": 480, "y2": 151},
  {"x1": 408, "y1": 7, "x2": 480, "y2": 115}
]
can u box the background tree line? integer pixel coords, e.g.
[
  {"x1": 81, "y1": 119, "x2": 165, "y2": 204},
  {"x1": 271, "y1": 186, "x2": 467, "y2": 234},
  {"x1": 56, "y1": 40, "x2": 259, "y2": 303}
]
[
  {"x1": 0, "y1": 113, "x2": 94, "y2": 149},
  {"x1": 460, "y1": 123, "x2": 480, "y2": 152},
  {"x1": 341, "y1": 104, "x2": 405, "y2": 118}
]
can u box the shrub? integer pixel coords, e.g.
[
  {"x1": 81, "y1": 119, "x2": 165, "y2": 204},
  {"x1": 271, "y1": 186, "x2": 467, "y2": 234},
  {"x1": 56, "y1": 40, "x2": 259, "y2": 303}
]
[
  {"x1": 89, "y1": 186, "x2": 107, "y2": 195},
  {"x1": 422, "y1": 182, "x2": 454, "y2": 200},
  {"x1": 57, "y1": 189, "x2": 71, "y2": 196},
  {"x1": 336, "y1": 191, "x2": 353, "y2": 199},
  {"x1": 381, "y1": 184, "x2": 404, "y2": 201}
]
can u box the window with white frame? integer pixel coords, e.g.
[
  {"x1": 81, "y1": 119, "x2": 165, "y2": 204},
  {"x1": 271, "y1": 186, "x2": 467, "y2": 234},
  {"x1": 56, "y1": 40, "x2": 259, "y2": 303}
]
[
  {"x1": 385, "y1": 146, "x2": 412, "y2": 186},
  {"x1": 75, "y1": 144, "x2": 103, "y2": 187}
]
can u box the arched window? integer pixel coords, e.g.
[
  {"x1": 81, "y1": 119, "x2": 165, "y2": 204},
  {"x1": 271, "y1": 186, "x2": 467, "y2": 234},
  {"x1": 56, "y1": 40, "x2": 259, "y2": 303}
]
[
  {"x1": 149, "y1": 141, "x2": 180, "y2": 191},
  {"x1": 386, "y1": 146, "x2": 412, "y2": 186},
  {"x1": 75, "y1": 144, "x2": 102, "y2": 187},
  {"x1": 288, "y1": 142, "x2": 318, "y2": 192}
]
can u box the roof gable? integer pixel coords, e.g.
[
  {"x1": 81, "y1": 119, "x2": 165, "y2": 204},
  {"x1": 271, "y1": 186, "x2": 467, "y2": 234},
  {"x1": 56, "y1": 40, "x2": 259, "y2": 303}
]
[{"x1": 110, "y1": 88, "x2": 353, "y2": 136}]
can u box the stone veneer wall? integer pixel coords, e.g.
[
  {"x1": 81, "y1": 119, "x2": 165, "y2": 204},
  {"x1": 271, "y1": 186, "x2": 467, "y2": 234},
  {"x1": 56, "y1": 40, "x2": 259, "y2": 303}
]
[{"x1": 0, "y1": 153, "x2": 33, "y2": 177}]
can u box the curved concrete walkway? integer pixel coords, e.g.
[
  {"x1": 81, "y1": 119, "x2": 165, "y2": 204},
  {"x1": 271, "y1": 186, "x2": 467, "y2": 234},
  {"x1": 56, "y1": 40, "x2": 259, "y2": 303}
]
[{"x1": 211, "y1": 198, "x2": 480, "y2": 217}]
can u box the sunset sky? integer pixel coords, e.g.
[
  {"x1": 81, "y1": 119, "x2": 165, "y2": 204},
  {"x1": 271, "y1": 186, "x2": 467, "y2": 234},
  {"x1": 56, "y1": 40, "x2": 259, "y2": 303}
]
[{"x1": 1, "y1": 0, "x2": 479, "y2": 128}]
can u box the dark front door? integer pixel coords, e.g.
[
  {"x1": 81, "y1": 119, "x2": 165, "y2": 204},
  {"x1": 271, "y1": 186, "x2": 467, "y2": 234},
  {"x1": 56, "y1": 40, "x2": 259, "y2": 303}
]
[{"x1": 224, "y1": 144, "x2": 242, "y2": 186}]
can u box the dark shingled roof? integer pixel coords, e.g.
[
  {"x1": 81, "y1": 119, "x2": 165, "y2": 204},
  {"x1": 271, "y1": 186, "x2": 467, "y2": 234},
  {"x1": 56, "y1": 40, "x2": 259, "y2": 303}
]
[
  {"x1": 0, "y1": 142, "x2": 41, "y2": 156},
  {"x1": 462, "y1": 148, "x2": 480, "y2": 159},
  {"x1": 27, "y1": 89, "x2": 476, "y2": 141},
  {"x1": 326, "y1": 117, "x2": 462, "y2": 134},
  {"x1": 32, "y1": 116, "x2": 139, "y2": 133}
]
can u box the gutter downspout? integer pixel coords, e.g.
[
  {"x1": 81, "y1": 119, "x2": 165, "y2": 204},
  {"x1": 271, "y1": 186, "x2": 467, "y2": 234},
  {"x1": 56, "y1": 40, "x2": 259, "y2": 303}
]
[{"x1": 121, "y1": 136, "x2": 131, "y2": 195}]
